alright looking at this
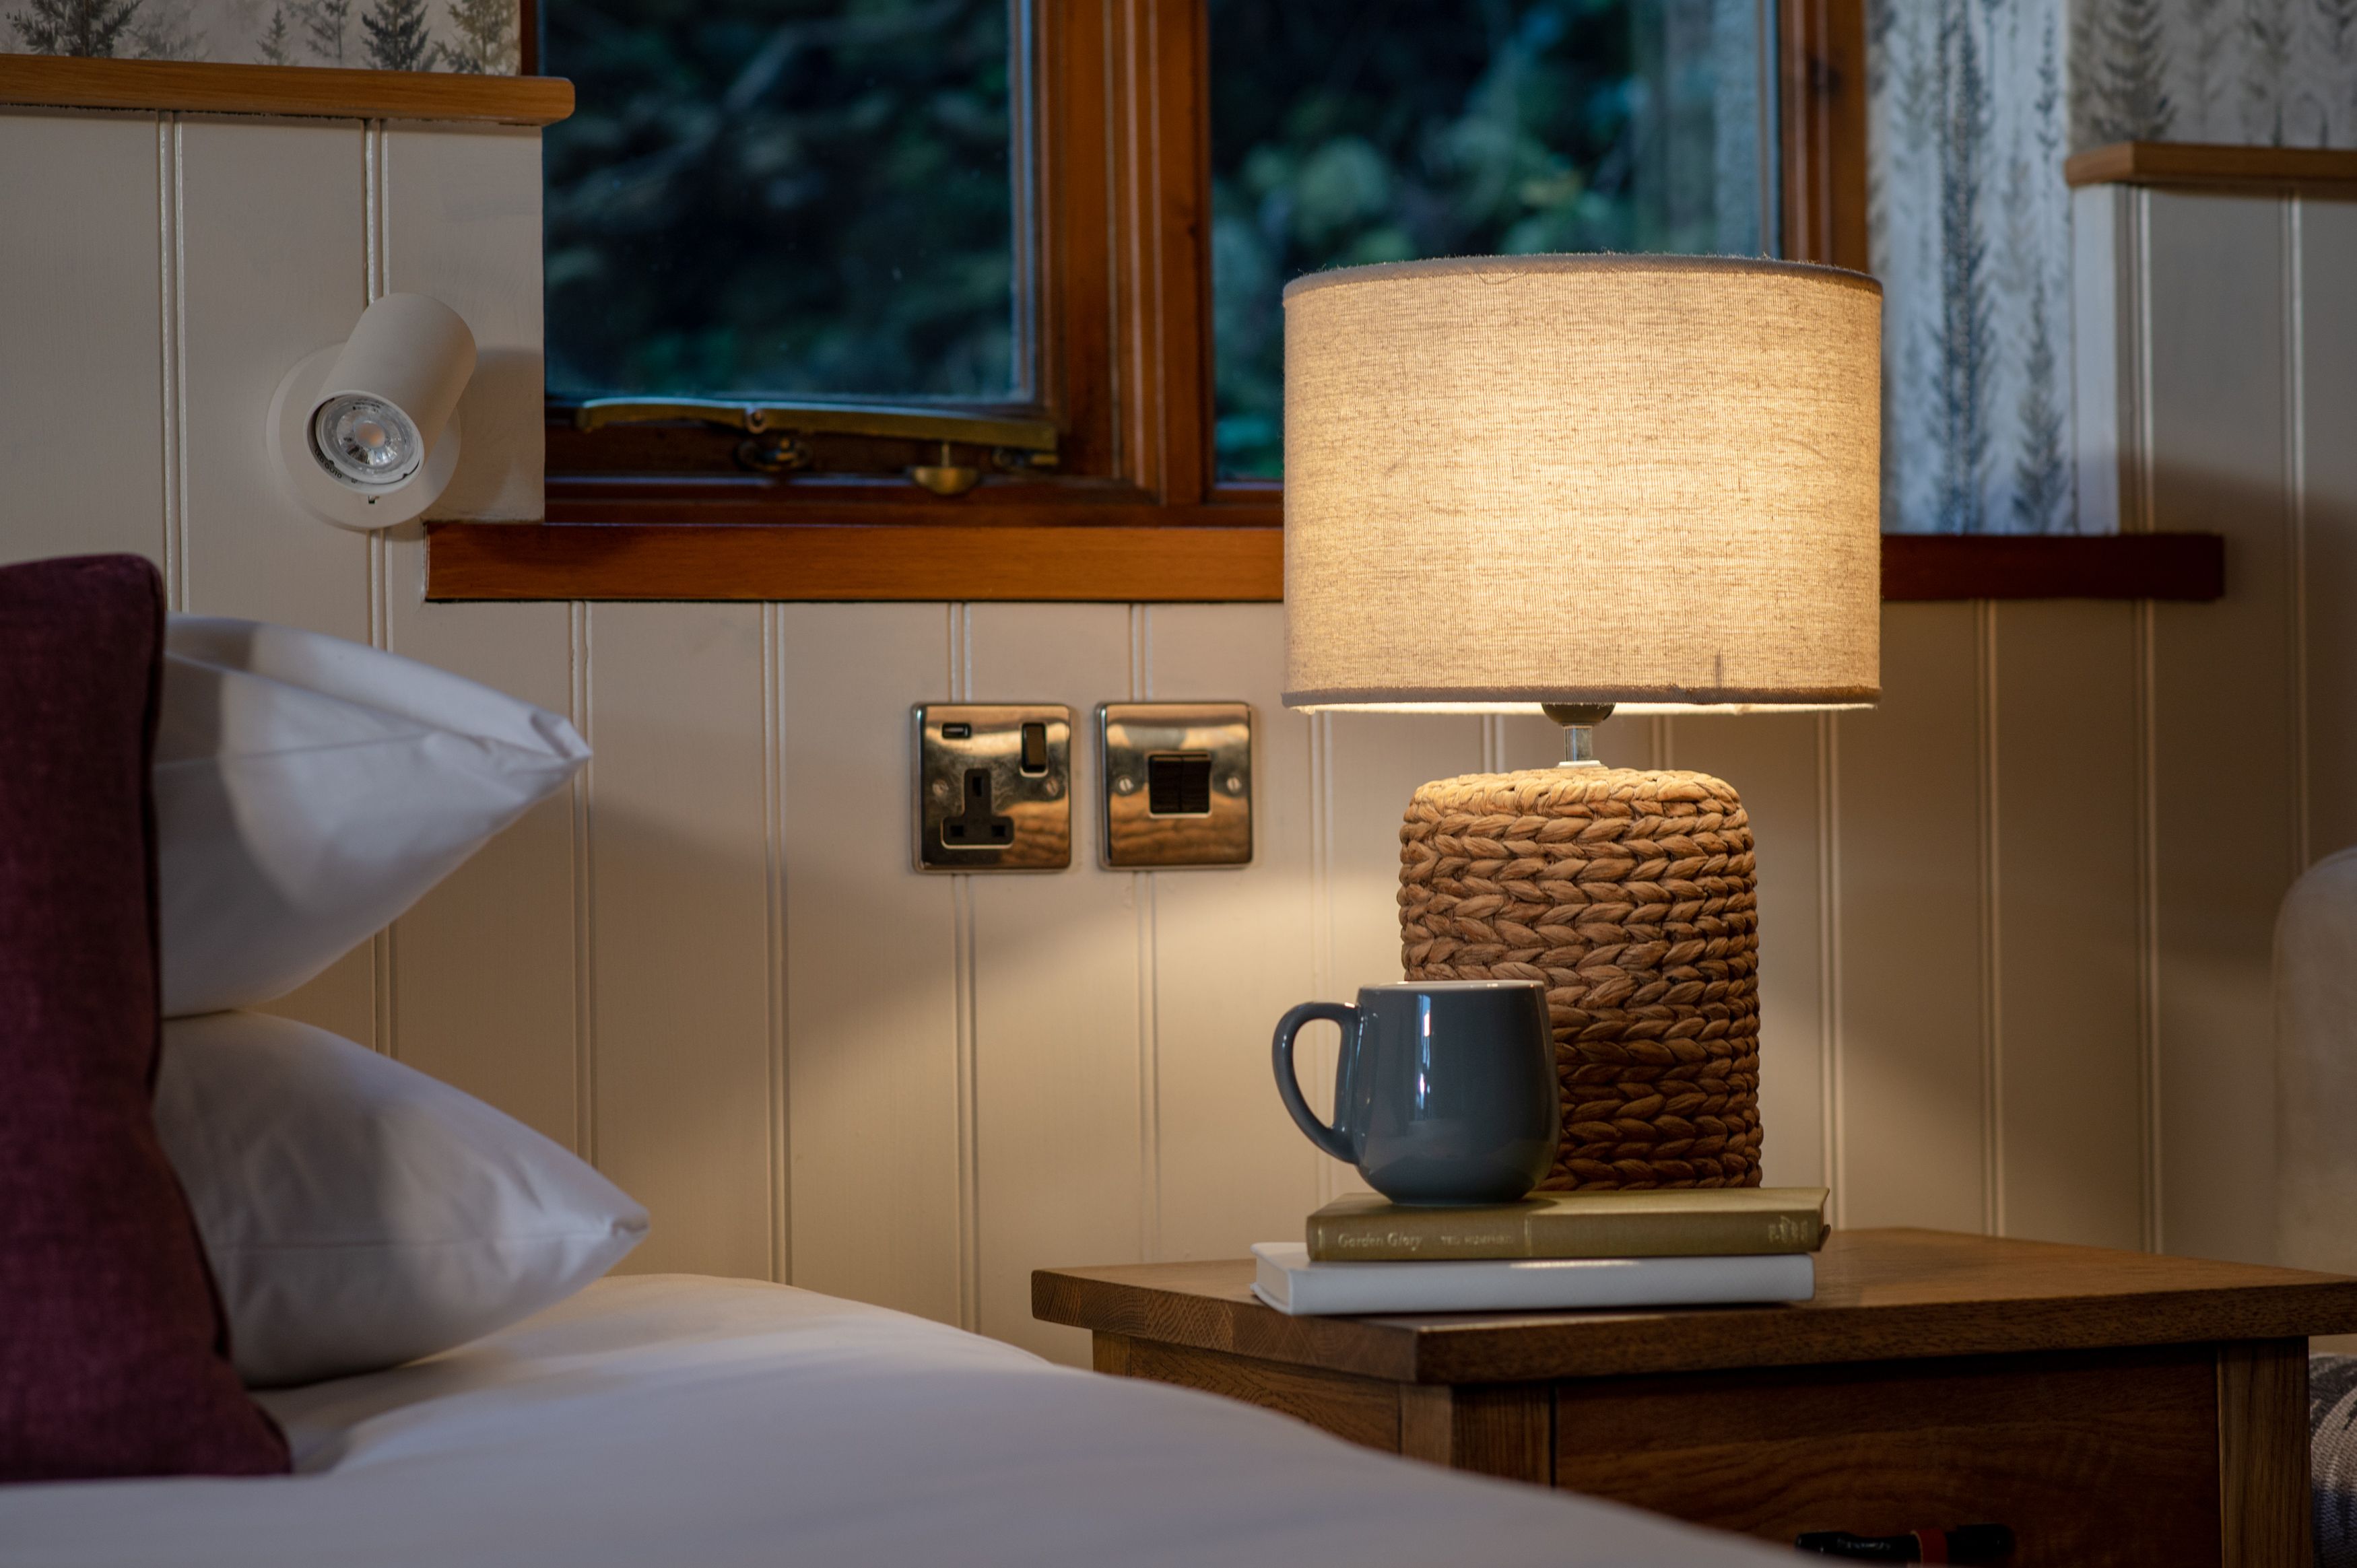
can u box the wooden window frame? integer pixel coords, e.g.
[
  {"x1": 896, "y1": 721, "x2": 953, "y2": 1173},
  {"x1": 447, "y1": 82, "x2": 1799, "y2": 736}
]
[
  {"x1": 533, "y1": 1, "x2": 1247, "y2": 529},
  {"x1": 428, "y1": 0, "x2": 2224, "y2": 604}
]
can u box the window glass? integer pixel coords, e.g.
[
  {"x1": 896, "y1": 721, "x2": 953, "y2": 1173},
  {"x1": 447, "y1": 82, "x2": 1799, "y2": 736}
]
[
  {"x1": 1209, "y1": 0, "x2": 1771, "y2": 478},
  {"x1": 544, "y1": 0, "x2": 1021, "y2": 403}
]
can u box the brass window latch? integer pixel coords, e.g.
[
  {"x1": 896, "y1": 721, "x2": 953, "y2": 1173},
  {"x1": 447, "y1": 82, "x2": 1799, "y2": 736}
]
[{"x1": 568, "y1": 398, "x2": 1058, "y2": 495}]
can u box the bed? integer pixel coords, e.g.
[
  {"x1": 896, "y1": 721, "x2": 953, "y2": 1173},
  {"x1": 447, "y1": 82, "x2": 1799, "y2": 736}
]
[
  {"x1": 0, "y1": 576, "x2": 1785, "y2": 1561},
  {"x1": 0, "y1": 1274, "x2": 1781, "y2": 1566}
]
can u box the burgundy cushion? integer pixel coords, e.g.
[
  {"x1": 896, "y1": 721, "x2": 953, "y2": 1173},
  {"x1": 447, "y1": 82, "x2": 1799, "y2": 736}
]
[{"x1": 0, "y1": 555, "x2": 287, "y2": 1480}]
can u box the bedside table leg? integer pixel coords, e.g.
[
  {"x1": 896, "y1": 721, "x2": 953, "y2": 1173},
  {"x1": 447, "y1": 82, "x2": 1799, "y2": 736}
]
[
  {"x1": 2218, "y1": 1340, "x2": 2309, "y2": 1568},
  {"x1": 1397, "y1": 1384, "x2": 1552, "y2": 1486},
  {"x1": 1092, "y1": 1332, "x2": 1132, "y2": 1376}
]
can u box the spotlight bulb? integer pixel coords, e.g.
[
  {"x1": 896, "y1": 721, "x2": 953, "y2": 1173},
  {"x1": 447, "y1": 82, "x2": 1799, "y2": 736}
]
[
  {"x1": 268, "y1": 293, "x2": 473, "y2": 529},
  {"x1": 312, "y1": 395, "x2": 422, "y2": 488}
]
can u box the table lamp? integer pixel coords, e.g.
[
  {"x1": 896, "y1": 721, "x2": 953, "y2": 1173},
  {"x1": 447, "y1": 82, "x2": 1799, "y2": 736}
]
[{"x1": 1282, "y1": 254, "x2": 1881, "y2": 1191}]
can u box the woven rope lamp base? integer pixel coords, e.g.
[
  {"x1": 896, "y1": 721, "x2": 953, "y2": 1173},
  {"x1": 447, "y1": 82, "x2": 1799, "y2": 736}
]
[{"x1": 1399, "y1": 766, "x2": 1762, "y2": 1190}]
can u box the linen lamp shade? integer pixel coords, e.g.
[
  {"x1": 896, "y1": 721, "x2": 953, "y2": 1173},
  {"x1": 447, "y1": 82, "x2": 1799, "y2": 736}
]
[
  {"x1": 1278, "y1": 254, "x2": 1882, "y2": 1192},
  {"x1": 1282, "y1": 254, "x2": 1882, "y2": 712}
]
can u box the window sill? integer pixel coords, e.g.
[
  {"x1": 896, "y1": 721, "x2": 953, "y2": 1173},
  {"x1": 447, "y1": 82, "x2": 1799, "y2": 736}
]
[
  {"x1": 426, "y1": 520, "x2": 2224, "y2": 605},
  {"x1": 1878, "y1": 532, "x2": 2224, "y2": 601}
]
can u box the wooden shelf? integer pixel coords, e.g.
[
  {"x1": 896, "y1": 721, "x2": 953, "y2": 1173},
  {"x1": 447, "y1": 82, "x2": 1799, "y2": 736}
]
[
  {"x1": 0, "y1": 57, "x2": 572, "y2": 125},
  {"x1": 2065, "y1": 139, "x2": 2357, "y2": 193},
  {"x1": 427, "y1": 522, "x2": 2225, "y2": 605}
]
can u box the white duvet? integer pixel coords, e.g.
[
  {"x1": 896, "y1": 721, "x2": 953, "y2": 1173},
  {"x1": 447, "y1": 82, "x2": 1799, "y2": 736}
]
[{"x1": 0, "y1": 1275, "x2": 1780, "y2": 1566}]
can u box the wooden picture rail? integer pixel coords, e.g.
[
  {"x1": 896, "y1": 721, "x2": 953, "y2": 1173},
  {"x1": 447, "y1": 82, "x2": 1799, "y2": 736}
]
[
  {"x1": 2065, "y1": 140, "x2": 2357, "y2": 193},
  {"x1": 0, "y1": 57, "x2": 572, "y2": 125},
  {"x1": 1880, "y1": 533, "x2": 2224, "y2": 601},
  {"x1": 426, "y1": 522, "x2": 2226, "y2": 605}
]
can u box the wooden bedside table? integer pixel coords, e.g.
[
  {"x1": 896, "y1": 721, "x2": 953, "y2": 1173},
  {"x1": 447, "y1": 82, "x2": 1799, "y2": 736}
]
[{"x1": 1034, "y1": 1228, "x2": 2357, "y2": 1568}]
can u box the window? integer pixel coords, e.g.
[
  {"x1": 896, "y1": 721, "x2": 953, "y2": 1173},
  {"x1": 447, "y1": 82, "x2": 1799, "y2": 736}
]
[
  {"x1": 436, "y1": 0, "x2": 1871, "y2": 599},
  {"x1": 543, "y1": 0, "x2": 1022, "y2": 403}
]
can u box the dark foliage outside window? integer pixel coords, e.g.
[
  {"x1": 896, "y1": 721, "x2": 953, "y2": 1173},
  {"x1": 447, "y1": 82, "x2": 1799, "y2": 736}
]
[
  {"x1": 1207, "y1": 0, "x2": 1769, "y2": 477},
  {"x1": 543, "y1": 0, "x2": 1018, "y2": 402},
  {"x1": 538, "y1": 0, "x2": 1766, "y2": 461}
]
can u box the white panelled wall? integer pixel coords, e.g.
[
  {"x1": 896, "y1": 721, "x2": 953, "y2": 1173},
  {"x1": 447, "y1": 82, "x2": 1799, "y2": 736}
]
[{"x1": 6, "y1": 107, "x2": 2357, "y2": 1366}]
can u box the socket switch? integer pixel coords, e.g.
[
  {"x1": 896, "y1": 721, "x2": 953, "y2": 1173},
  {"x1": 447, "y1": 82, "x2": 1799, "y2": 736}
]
[{"x1": 1098, "y1": 702, "x2": 1253, "y2": 868}]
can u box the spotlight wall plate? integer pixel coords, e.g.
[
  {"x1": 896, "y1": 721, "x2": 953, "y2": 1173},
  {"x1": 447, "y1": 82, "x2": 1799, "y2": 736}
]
[{"x1": 268, "y1": 345, "x2": 463, "y2": 532}]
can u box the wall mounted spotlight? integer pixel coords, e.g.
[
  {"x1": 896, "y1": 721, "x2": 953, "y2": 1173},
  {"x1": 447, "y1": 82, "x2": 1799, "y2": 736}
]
[{"x1": 268, "y1": 294, "x2": 476, "y2": 531}]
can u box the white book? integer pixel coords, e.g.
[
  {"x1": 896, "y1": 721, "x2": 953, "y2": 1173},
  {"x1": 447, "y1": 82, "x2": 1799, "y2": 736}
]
[{"x1": 1249, "y1": 1241, "x2": 1816, "y2": 1316}]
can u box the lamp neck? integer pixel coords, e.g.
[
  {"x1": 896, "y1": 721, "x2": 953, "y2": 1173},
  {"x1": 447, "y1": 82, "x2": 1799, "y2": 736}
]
[{"x1": 1539, "y1": 702, "x2": 1615, "y2": 768}]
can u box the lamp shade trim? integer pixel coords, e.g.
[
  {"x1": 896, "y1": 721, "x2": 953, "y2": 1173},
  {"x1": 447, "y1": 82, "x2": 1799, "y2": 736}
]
[
  {"x1": 1279, "y1": 250, "x2": 1883, "y2": 303},
  {"x1": 1283, "y1": 684, "x2": 1882, "y2": 710}
]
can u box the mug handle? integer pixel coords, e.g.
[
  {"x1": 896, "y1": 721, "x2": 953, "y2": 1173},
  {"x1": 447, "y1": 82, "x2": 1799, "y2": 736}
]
[{"x1": 1272, "y1": 1001, "x2": 1358, "y2": 1163}]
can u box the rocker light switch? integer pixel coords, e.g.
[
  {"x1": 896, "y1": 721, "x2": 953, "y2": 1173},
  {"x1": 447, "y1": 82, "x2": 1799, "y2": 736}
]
[
  {"x1": 914, "y1": 704, "x2": 1071, "y2": 872},
  {"x1": 1098, "y1": 702, "x2": 1252, "y2": 868}
]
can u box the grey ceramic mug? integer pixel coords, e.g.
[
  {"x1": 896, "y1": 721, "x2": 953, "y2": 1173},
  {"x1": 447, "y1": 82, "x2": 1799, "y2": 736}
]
[{"x1": 1272, "y1": 980, "x2": 1560, "y2": 1206}]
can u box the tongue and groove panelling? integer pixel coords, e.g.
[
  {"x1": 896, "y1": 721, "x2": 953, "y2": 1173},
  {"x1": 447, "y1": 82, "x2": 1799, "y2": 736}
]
[{"x1": 3, "y1": 107, "x2": 2354, "y2": 1359}]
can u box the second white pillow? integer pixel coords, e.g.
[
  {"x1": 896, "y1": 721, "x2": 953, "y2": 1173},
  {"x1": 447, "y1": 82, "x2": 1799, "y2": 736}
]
[
  {"x1": 157, "y1": 617, "x2": 589, "y2": 1018},
  {"x1": 155, "y1": 1011, "x2": 648, "y2": 1388}
]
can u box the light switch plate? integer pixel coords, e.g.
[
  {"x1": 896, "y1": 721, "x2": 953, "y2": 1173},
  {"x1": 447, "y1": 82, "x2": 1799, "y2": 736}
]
[
  {"x1": 914, "y1": 704, "x2": 1072, "y2": 872},
  {"x1": 1098, "y1": 702, "x2": 1253, "y2": 868}
]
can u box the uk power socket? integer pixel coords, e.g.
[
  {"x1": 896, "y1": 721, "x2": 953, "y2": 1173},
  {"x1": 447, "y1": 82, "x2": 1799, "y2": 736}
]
[{"x1": 912, "y1": 704, "x2": 1071, "y2": 871}]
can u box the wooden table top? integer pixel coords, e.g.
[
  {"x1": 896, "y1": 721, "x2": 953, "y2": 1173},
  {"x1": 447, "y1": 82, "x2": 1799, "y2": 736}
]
[{"x1": 1032, "y1": 1228, "x2": 2357, "y2": 1386}]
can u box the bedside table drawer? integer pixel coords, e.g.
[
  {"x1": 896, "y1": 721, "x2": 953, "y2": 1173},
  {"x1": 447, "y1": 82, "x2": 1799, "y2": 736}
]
[{"x1": 1555, "y1": 1344, "x2": 2227, "y2": 1567}]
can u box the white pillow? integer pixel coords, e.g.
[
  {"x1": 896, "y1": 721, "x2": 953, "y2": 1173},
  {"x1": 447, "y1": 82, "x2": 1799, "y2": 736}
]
[
  {"x1": 2279, "y1": 846, "x2": 2357, "y2": 1274},
  {"x1": 154, "y1": 1011, "x2": 648, "y2": 1388},
  {"x1": 156, "y1": 617, "x2": 588, "y2": 1017}
]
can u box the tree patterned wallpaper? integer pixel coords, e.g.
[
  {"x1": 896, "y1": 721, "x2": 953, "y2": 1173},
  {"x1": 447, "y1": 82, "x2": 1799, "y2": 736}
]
[
  {"x1": 3, "y1": 0, "x2": 514, "y2": 70},
  {"x1": 1871, "y1": 0, "x2": 2357, "y2": 534},
  {"x1": 2071, "y1": 0, "x2": 2357, "y2": 146}
]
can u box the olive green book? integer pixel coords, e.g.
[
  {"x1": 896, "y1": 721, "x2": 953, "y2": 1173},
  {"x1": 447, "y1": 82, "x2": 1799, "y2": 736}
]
[{"x1": 1304, "y1": 1188, "x2": 1831, "y2": 1262}]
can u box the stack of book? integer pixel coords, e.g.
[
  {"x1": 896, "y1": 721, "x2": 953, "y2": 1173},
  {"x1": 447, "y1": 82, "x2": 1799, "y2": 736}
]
[{"x1": 1251, "y1": 1188, "x2": 1829, "y2": 1316}]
